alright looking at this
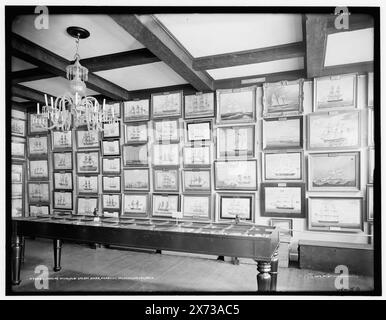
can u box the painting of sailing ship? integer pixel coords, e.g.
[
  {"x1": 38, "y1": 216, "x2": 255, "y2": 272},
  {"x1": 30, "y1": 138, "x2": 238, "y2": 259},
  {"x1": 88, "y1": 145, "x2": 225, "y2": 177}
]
[
  {"x1": 12, "y1": 141, "x2": 25, "y2": 159},
  {"x1": 152, "y1": 194, "x2": 179, "y2": 217},
  {"x1": 102, "y1": 157, "x2": 121, "y2": 174},
  {"x1": 12, "y1": 164, "x2": 24, "y2": 183},
  {"x1": 76, "y1": 129, "x2": 99, "y2": 149},
  {"x1": 182, "y1": 195, "x2": 210, "y2": 219},
  {"x1": 124, "y1": 169, "x2": 149, "y2": 191},
  {"x1": 54, "y1": 172, "x2": 73, "y2": 190},
  {"x1": 28, "y1": 136, "x2": 48, "y2": 156},
  {"x1": 103, "y1": 194, "x2": 121, "y2": 210},
  {"x1": 77, "y1": 176, "x2": 98, "y2": 194},
  {"x1": 102, "y1": 140, "x2": 120, "y2": 156},
  {"x1": 263, "y1": 116, "x2": 302, "y2": 150},
  {"x1": 28, "y1": 183, "x2": 49, "y2": 203},
  {"x1": 154, "y1": 169, "x2": 179, "y2": 192},
  {"x1": 219, "y1": 195, "x2": 253, "y2": 220},
  {"x1": 152, "y1": 91, "x2": 183, "y2": 118},
  {"x1": 215, "y1": 160, "x2": 257, "y2": 190},
  {"x1": 182, "y1": 169, "x2": 211, "y2": 192},
  {"x1": 217, "y1": 87, "x2": 255, "y2": 123},
  {"x1": 184, "y1": 92, "x2": 215, "y2": 119},
  {"x1": 52, "y1": 131, "x2": 72, "y2": 150},
  {"x1": 102, "y1": 122, "x2": 121, "y2": 139},
  {"x1": 123, "y1": 144, "x2": 148, "y2": 166},
  {"x1": 76, "y1": 151, "x2": 100, "y2": 173},
  {"x1": 11, "y1": 118, "x2": 26, "y2": 137},
  {"x1": 314, "y1": 74, "x2": 357, "y2": 111},
  {"x1": 123, "y1": 99, "x2": 150, "y2": 122},
  {"x1": 217, "y1": 125, "x2": 254, "y2": 158},
  {"x1": 154, "y1": 120, "x2": 179, "y2": 142},
  {"x1": 263, "y1": 80, "x2": 302, "y2": 115},
  {"x1": 77, "y1": 197, "x2": 98, "y2": 216},
  {"x1": 308, "y1": 152, "x2": 360, "y2": 191},
  {"x1": 53, "y1": 152, "x2": 72, "y2": 170},
  {"x1": 308, "y1": 111, "x2": 360, "y2": 150},
  {"x1": 29, "y1": 113, "x2": 48, "y2": 134},
  {"x1": 186, "y1": 121, "x2": 211, "y2": 142},
  {"x1": 125, "y1": 123, "x2": 148, "y2": 143},
  {"x1": 29, "y1": 205, "x2": 49, "y2": 217},
  {"x1": 102, "y1": 176, "x2": 121, "y2": 193},
  {"x1": 29, "y1": 159, "x2": 48, "y2": 180},
  {"x1": 183, "y1": 146, "x2": 210, "y2": 167},
  {"x1": 123, "y1": 194, "x2": 148, "y2": 216},
  {"x1": 53, "y1": 191, "x2": 73, "y2": 210},
  {"x1": 153, "y1": 144, "x2": 179, "y2": 166},
  {"x1": 264, "y1": 152, "x2": 302, "y2": 181}
]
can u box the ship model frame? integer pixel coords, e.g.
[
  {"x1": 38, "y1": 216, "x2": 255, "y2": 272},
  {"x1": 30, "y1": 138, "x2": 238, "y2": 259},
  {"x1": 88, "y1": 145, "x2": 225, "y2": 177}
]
[
  {"x1": 123, "y1": 144, "x2": 149, "y2": 167},
  {"x1": 27, "y1": 182, "x2": 50, "y2": 204},
  {"x1": 102, "y1": 194, "x2": 122, "y2": 211},
  {"x1": 102, "y1": 157, "x2": 121, "y2": 175},
  {"x1": 153, "y1": 168, "x2": 179, "y2": 192},
  {"x1": 217, "y1": 193, "x2": 254, "y2": 222},
  {"x1": 11, "y1": 118, "x2": 26, "y2": 137},
  {"x1": 123, "y1": 193, "x2": 149, "y2": 217},
  {"x1": 216, "y1": 124, "x2": 255, "y2": 159},
  {"x1": 152, "y1": 194, "x2": 180, "y2": 218},
  {"x1": 76, "y1": 196, "x2": 99, "y2": 216},
  {"x1": 125, "y1": 122, "x2": 149, "y2": 144},
  {"x1": 53, "y1": 152, "x2": 73, "y2": 171},
  {"x1": 102, "y1": 140, "x2": 121, "y2": 156},
  {"x1": 182, "y1": 194, "x2": 212, "y2": 221},
  {"x1": 76, "y1": 151, "x2": 100, "y2": 174},
  {"x1": 77, "y1": 175, "x2": 99, "y2": 195},
  {"x1": 102, "y1": 121, "x2": 121, "y2": 139},
  {"x1": 153, "y1": 119, "x2": 180, "y2": 143},
  {"x1": 12, "y1": 140, "x2": 26, "y2": 160},
  {"x1": 185, "y1": 119, "x2": 212, "y2": 143},
  {"x1": 28, "y1": 113, "x2": 48, "y2": 135}
]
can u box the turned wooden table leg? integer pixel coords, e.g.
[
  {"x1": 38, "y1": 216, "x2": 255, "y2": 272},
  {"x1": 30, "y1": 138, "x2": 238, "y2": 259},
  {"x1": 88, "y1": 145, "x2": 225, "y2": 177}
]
[
  {"x1": 270, "y1": 249, "x2": 279, "y2": 291},
  {"x1": 12, "y1": 235, "x2": 23, "y2": 285},
  {"x1": 256, "y1": 260, "x2": 272, "y2": 292},
  {"x1": 53, "y1": 239, "x2": 62, "y2": 272}
]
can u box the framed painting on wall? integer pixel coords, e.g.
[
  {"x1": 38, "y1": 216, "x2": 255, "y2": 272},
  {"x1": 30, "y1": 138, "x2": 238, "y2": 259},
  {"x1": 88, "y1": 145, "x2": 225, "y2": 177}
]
[
  {"x1": 105, "y1": 103, "x2": 121, "y2": 119},
  {"x1": 11, "y1": 118, "x2": 26, "y2": 137},
  {"x1": 29, "y1": 204, "x2": 50, "y2": 217},
  {"x1": 12, "y1": 183, "x2": 23, "y2": 198},
  {"x1": 182, "y1": 169, "x2": 211, "y2": 193},
  {"x1": 214, "y1": 160, "x2": 257, "y2": 191},
  {"x1": 182, "y1": 195, "x2": 211, "y2": 220},
  {"x1": 53, "y1": 172, "x2": 73, "y2": 190},
  {"x1": 152, "y1": 194, "x2": 179, "y2": 218},
  {"x1": 123, "y1": 99, "x2": 150, "y2": 122},
  {"x1": 263, "y1": 151, "x2": 303, "y2": 182},
  {"x1": 28, "y1": 113, "x2": 48, "y2": 134},
  {"x1": 153, "y1": 120, "x2": 179, "y2": 143},
  {"x1": 11, "y1": 140, "x2": 26, "y2": 159},
  {"x1": 102, "y1": 122, "x2": 121, "y2": 139},
  {"x1": 12, "y1": 163, "x2": 24, "y2": 183},
  {"x1": 184, "y1": 92, "x2": 215, "y2": 119},
  {"x1": 217, "y1": 125, "x2": 255, "y2": 159},
  {"x1": 185, "y1": 120, "x2": 212, "y2": 143},
  {"x1": 124, "y1": 123, "x2": 148, "y2": 144},
  {"x1": 151, "y1": 91, "x2": 183, "y2": 119},
  {"x1": 122, "y1": 194, "x2": 149, "y2": 217},
  {"x1": 122, "y1": 144, "x2": 148, "y2": 167},
  {"x1": 53, "y1": 191, "x2": 73, "y2": 210},
  {"x1": 28, "y1": 182, "x2": 50, "y2": 204},
  {"x1": 368, "y1": 108, "x2": 374, "y2": 146},
  {"x1": 102, "y1": 140, "x2": 121, "y2": 156},
  {"x1": 77, "y1": 175, "x2": 99, "y2": 194},
  {"x1": 270, "y1": 218, "x2": 293, "y2": 238},
  {"x1": 153, "y1": 168, "x2": 179, "y2": 192},
  {"x1": 29, "y1": 159, "x2": 49, "y2": 180},
  {"x1": 123, "y1": 168, "x2": 150, "y2": 192},
  {"x1": 368, "y1": 147, "x2": 374, "y2": 184},
  {"x1": 53, "y1": 152, "x2": 73, "y2": 171},
  {"x1": 27, "y1": 136, "x2": 48, "y2": 157},
  {"x1": 368, "y1": 72, "x2": 374, "y2": 107},
  {"x1": 51, "y1": 130, "x2": 72, "y2": 150},
  {"x1": 76, "y1": 197, "x2": 99, "y2": 216},
  {"x1": 102, "y1": 157, "x2": 121, "y2": 175},
  {"x1": 12, "y1": 199, "x2": 23, "y2": 218},
  {"x1": 367, "y1": 184, "x2": 373, "y2": 221},
  {"x1": 76, "y1": 151, "x2": 100, "y2": 174},
  {"x1": 183, "y1": 145, "x2": 211, "y2": 168},
  {"x1": 76, "y1": 129, "x2": 100, "y2": 149},
  {"x1": 217, "y1": 193, "x2": 254, "y2": 221},
  {"x1": 102, "y1": 176, "x2": 121, "y2": 193},
  {"x1": 102, "y1": 194, "x2": 121, "y2": 211},
  {"x1": 153, "y1": 144, "x2": 179, "y2": 167}
]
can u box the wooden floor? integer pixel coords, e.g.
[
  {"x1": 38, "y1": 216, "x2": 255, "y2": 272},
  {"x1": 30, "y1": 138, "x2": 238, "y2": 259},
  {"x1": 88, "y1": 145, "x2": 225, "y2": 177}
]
[{"x1": 11, "y1": 239, "x2": 374, "y2": 293}]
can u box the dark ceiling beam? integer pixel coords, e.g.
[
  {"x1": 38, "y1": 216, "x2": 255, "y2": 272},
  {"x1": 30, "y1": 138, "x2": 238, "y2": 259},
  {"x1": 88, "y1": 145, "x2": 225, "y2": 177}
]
[
  {"x1": 192, "y1": 42, "x2": 304, "y2": 71},
  {"x1": 12, "y1": 101, "x2": 37, "y2": 110},
  {"x1": 12, "y1": 84, "x2": 55, "y2": 105},
  {"x1": 110, "y1": 14, "x2": 214, "y2": 91},
  {"x1": 127, "y1": 84, "x2": 198, "y2": 101},
  {"x1": 327, "y1": 13, "x2": 374, "y2": 34},
  {"x1": 11, "y1": 33, "x2": 131, "y2": 100},
  {"x1": 12, "y1": 67, "x2": 53, "y2": 84}
]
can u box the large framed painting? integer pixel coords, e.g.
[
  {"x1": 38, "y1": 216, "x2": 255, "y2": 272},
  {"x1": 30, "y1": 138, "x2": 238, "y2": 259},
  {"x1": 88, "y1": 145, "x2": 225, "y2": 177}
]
[
  {"x1": 307, "y1": 111, "x2": 361, "y2": 150},
  {"x1": 182, "y1": 195, "x2": 211, "y2": 220},
  {"x1": 151, "y1": 91, "x2": 183, "y2": 119},
  {"x1": 53, "y1": 172, "x2": 73, "y2": 190},
  {"x1": 77, "y1": 175, "x2": 99, "y2": 194},
  {"x1": 217, "y1": 193, "x2": 254, "y2": 221},
  {"x1": 11, "y1": 139, "x2": 26, "y2": 159},
  {"x1": 102, "y1": 122, "x2": 121, "y2": 139},
  {"x1": 153, "y1": 144, "x2": 179, "y2": 167},
  {"x1": 308, "y1": 152, "x2": 360, "y2": 192},
  {"x1": 308, "y1": 197, "x2": 363, "y2": 232},
  {"x1": 122, "y1": 193, "x2": 149, "y2": 217},
  {"x1": 216, "y1": 86, "x2": 256, "y2": 124},
  {"x1": 368, "y1": 108, "x2": 374, "y2": 146},
  {"x1": 27, "y1": 136, "x2": 48, "y2": 157},
  {"x1": 217, "y1": 125, "x2": 255, "y2": 159},
  {"x1": 183, "y1": 145, "x2": 211, "y2": 168},
  {"x1": 124, "y1": 123, "x2": 148, "y2": 144},
  {"x1": 102, "y1": 176, "x2": 121, "y2": 193},
  {"x1": 76, "y1": 129, "x2": 100, "y2": 149},
  {"x1": 53, "y1": 191, "x2": 73, "y2": 210},
  {"x1": 182, "y1": 169, "x2": 211, "y2": 193},
  {"x1": 214, "y1": 160, "x2": 257, "y2": 191},
  {"x1": 11, "y1": 118, "x2": 26, "y2": 137},
  {"x1": 153, "y1": 168, "x2": 179, "y2": 192},
  {"x1": 313, "y1": 73, "x2": 357, "y2": 111},
  {"x1": 102, "y1": 157, "x2": 121, "y2": 175},
  {"x1": 123, "y1": 168, "x2": 150, "y2": 192},
  {"x1": 12, "y1": 163, "x2": 24, "y2": 184},
  {"x1": 261, "y1": 183, "x2": 306, "y2": 218},
  {"x1": 102, "y1": 140, "x2": 121, "y2": 156},
  {"x1": 76, "y1": 197, "x2": 99, "y2": 216},
  {"x1": 28, "y1": 182, "x2": 50, "y2": 204},
  {"x1": 185, "y1": 120, "x2": 212, "y2": 143},
  {"x1": 53, "y1": 152, "x2": 73, "y2": 171},
  {"x1": 51, "y1": 130, "x2": 72, "y2": 150},
  {"x1": 262, "y1": 79, "x2": 303, "y2": 116},
  {"x1": 153, "y1": 120, "x2": 179, "y2": 143},
  {"x1": 368, "y1": 147, "x2": 374, "y2": 184},
  {"x1": 29, "y1": 204, "x2": 50, "y2": 217},
  {"x1": 76, "y1": 151, "x2": 100, "y2": 174},
  {"x1": 152, "y1": 194, "x2": 180, "y2": 218},
  {"x1": 263, "y1": 151, "x2": 303, "y2": 182},
  {"x1": 28, "y1": 113, "x2": 48, "y2": 135},
  {"x1": 122, "y1": 144, "x2": 148, "y2": 167},
  {"x1": 29, "y1": 159, "x2": 49, "y2": 180},
  {"x1": 368, "y1": 72, "x2": 374, "y2": 107},
  {"x1": 12, "y1": 199, "x2": 23, "y2": 218},
  {"x1": 184, "y1": 92, "x2": 215, "y2": 119},
  {"x1": 262, "y1": 116, "x2": 303, "y2": 150},
  {"x1": 123, "y1": 99, "x2": 150, "y2": 122},
  {"x1": 102, "y1": 194, "x2": 121, "y2": 212},
  {"x1": 367, "y1": 184, "x2": 373, "y2": 221}
]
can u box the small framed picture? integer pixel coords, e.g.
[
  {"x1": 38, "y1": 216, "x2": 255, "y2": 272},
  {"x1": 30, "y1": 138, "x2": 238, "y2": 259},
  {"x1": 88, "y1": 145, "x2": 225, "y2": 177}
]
[
  {"x1": 11, "y1": 140, "x2": 26, "y2": 159},
  {"x1": 368, "y1": 147, "x2": 374, "y2": 184},
  {"x1": 263, "y1": 151, "x2": 303, "y2": 182},
  {"x1": 28, "y1": 113, "x2": 48, "y2": 134},
  {"x1": 12, "y1": 108, "x2": 27, "y2": 120},
  {"x1": 182, "y1": 169, "x2": 211, "y2": 193},
  {"x1": 124, "y1": 123, "x2": 148, "y2": 144},
  {"x1": 102, "y1": 176, "x2": 121, "y2": 193},
  {"x1": 53, "y1": 172, "x2": 73, "y2": 190},
  {"x1": 122, "y1": 144, "x2": 148, "y2": 167},
  {"x1": 217, "y1": 125, "x2": 255, "y2": 159},
  {"x1": 53, "y1": 191, "x2": 73, "y2": 210},
  {"x1": 261, "y1": 183, "x2": 306, "y2": 218},
  {"x1": 28, "y1": 136, "x2": 48, "y2": 157},
  {"x1": 12, "y1": 163, "x2": 24, "y2": 183},
  {"x1": 214, "y1": 160, "x2": 257, "y2": 191},
  {"x1": 151, "y1": 91, "x2": 183, "y2": 119},
  {"x1": 308, "y1": 197, "x2": 363, "y2": 232},
  {"x1": 122, "y1": 193, "x2": 149, "y2": 217},
  {"x1": 153, "y1": 144, "x2": 179, "y2": 167},
  {"x1": 76, "y1": 129, "x2": 100, "y2": 149},
  {"x1": 28, "y1": 182, "x2": 50, "y2": 204},
  {"x1": 102, "y1": 157, "x2": 121, "y2": 175},
  {"x1": 29, "y1": 204, "x2": 50, "y2": 217},
  {"x1": 183, "y1": 145, "x2": 211, "y2": 168},
  {"x1": 152, "y1": 194, "x2": 180, "y2": 218},
  {"x1": 12, "y1": 198, "x2": 23, "y2": 218},
  {"x1": 77, "y1": 175, "x2": 99, "y2": 194},
  {"x1": 308, "y1": 152, "x2": 360, "y2": 192},
  {"x1": 367, "y1": 184, "x2": 373, "y2": 221},
  {"x1": 12, "y1": 183, "x2": 23, "y2": 198},
  {"x1": 102, "y1": 122, "x2": 121, "y2": 139},
  {"x1": 368, "y1": 72, "x2": 374, "y2": 107},
  {"x1": 368, "y1": 108, "x2": 374, "y2": 146},
  {"x1": 29, "y1": 159, "x2": 49, "y2": 180},
  {"x1": 217, "y1": 193, "x2": 254, "y2": 221},
  {"x1": 53, "y1": 152, "x2": 73, "y2": 171},
  {"x1": 153, "y1": 168, "x2": 179, "y2": 192},
  {"x1": 102, "y1": 194, "x2": 121, "y2": 211},
  {"x1": 185, "y1": 120, "x2": 212, "y2": 143},
  {"x1": 263, "y1": 116, "x2": 303, "y2": 150},
  {"x1": 314, "y1": 73, "x2": 357, "y2": 112},
  {"x1": 76, "y1": 197, "x2": 98, "y2": 216},
  {"x1": 184, "y1": 92, "x2": 215, "y2": 119},
  {"x1": 105, "y1": 103, "x2": 121, "y2": 118},
  {"x1": 123, "y1": 168, "x2": 150, "y2": 192},
  {"x1": 123, "y1": 99, "x2": 150, "y2": 122},
  {"x1": 216, "y1": 86, "x2": 256, "y2": 124},
  {"x1": 11, "y1": 118, "x2": 26, "y2": 137},
  {"x1": 51, "y1": 131, "x2": 72, "y2": 150},
  {"x1": 270, "y1": 218, "x2": 293, "y2": 238},
  {"x1": 154, "y1": 120, "x2": 179, "y2": 143},
  {"x1": 76, "y1": 151, "x2": 100, "y2": 174},
  {"x1": 102, "y1": 140, "x2": 121, "y2": 156},
  {"x1": 182, "y1": 195, "x2": 211, "y2": 220}
]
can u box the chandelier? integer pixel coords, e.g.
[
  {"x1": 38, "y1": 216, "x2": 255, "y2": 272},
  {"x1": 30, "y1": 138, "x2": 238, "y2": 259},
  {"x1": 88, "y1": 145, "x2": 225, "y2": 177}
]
[{"x1": 35, "y1": 26, "x2": 118, "y2": 132}]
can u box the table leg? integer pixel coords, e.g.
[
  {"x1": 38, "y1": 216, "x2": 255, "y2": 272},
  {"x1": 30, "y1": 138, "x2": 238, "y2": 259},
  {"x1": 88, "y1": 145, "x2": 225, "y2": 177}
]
[
  {"x1": 12, "y1": 235, "x2": 23, "y2": 285},
  {"x1": 256, "y1": 260, "x2": 271, "y2": 292},
  {"x1": 53, "y1": 239, "x2": 62, "y2": 272},
  {"x1": 270, "y1": 249, "x2": 279, "y2": 292},
  {"x1": 155, "y1": 249, "x2": 162, "y2": 254}
]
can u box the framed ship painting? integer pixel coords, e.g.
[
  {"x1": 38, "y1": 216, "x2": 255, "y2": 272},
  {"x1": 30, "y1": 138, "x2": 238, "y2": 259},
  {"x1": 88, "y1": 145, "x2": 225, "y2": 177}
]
[
  {"x1": 217, "y1": 125, "x2": 255, "y2": 159},
  {"x1": 307, "y1": 111, "x2": 360, "y2": 150},
  {"x1": 184, "y1": 92, "x2": 215, "y2": 119},
  {"x1": 122, "y1": 144, "x2": 148, "y2": 167},
  {"x1": 261, "y1": 183, "x2": 305, "y2": 218},
  {"x1": 76, "y1": 197, "x2": 99, "y2": 216},
  {"x1": 152, "y1": 194, "x2": 180, "y2": 218},
  {"x1": 77, "y1": 175, "x2": 99, "y2": 194},
  {"x1": 12, "y1": 183, "x2": 23, "y2": 198},
  {"x1": 123, "y1": 99, "x2": 150, "y2": 122},
  {"x1": 12, "y1": 199, "x2": 23, "y2": 218},
  {"x1": 308, "y1": 197, "x2": 363, "y2": 232},
  {"x1": 217, "y1": 193, "x2": 254, "y2": 221},
  {"x1": 185, "y1": 120, "x2": 212, "y2": 143},
  {"x1": 53, "y1": 152, "x2": 73, "y2": 171},
  {"x1": 183, "y1": 145, "x2": 211, "y2": 168},
  {"x1": 28, "y1": 113, "x2": 48, "y2": 134},
  {"x1": 308, "y1": 152, "x2": 360, "y2": 192},
  {"x1": 262, "y1": 79, "x2": 303, "y2": 116},
  {"x1": 11, "y1": 118, "x2": 26, "y2": 137},
  {"x1": 153, "y1": 144, "x2": 179, "y2": 167},
  {"x1": 102, "y1": 122, "x2": 121, "y2": 139},
  {"x1": 262, "y1": 116, "x2": 303, "y2": 150},
  {"x1": 29, "y1": 204, "x2": 50, "y2": 217},
  {"x1": 368, "y1": 147, "x2": 374, "y2": 184},
  {"x1": 122, "y1": 193, "x2": 149, "y2": 217},
  {"x1": 182, "y1": 195, "x2": 211, "y2": 220},
  {"x1": 314, "y1": 74, "x2": 357, "y2": 111},
  {"x1": 102, "y1": 194, "x2": 121, "y2": 211},
  {"x1": 216, "y1": 86, "x2": 256, "y2": 124},
  {"x1": 76, "y1": 129, "x2": 100, "y2": 149},
  {"x1": 53, "y1": 191, "x2": 73, "y2": 210},
  {"x1": 51, "y1": 131, "x2": 72, "y2": 150},
  {"x1": 29, "y1": 159, "x2": 49, "y2": 180},
  {"x1": 27, "y1": 136, "x2": 48, "y2": 157},
  {"x1": 154, "y1": 120, "x2": 179, "y2": 143},
  {"x1": 153, "y1": 168, "x2": 179, "y2": 192},
  {"x1": 102, "y1": 140, "x2": 121, "y2": 156},
  {"x1": 124, "y1": 123, "x2": 148, "y2": 144},
  {"x1": 102, "y1": 157, "x2": 121, "y2": 175},
  {"x1": 368, "y1": 72, "x2": 374, "y2": 107},
  {"x1": 28, "y1": 182, "x2": 50, "y2": 204},
  {"x1": 151, "y1": 91, "x2": 183, "y2": 119},
  {"x1": 105, "y1": 103, "x2": 121, "y2": 119},
  {"x1": 263, "y1": 151, "x2": 303, "y2": 182},
  {"x1": 102, "y1": 176, "x2": 121, "y2": 193},
  {"x1": 214, "y1": 160, "x2": 257, "y2": 191},
  {"x1": 123, "y1": 168, "x2": 150, "y2": 192},
  {"x1": 53, "y1": 172, "x2": 73, "y2": 190},
  {"x1": 367, "y1": 184, "x2": 373, "y2": 221},
  {"x1": 182, "y1": 169, "x2": 211, "y2": 193},
  {"x1": 11, "y1": 140, "x2": 26, "y2": 159},
  {"x1": 76, "y1": 151, "x2": 100, "y2": 174},
  {"x1": 12, "y1": 163, "x2": 24, "y2": 184}
]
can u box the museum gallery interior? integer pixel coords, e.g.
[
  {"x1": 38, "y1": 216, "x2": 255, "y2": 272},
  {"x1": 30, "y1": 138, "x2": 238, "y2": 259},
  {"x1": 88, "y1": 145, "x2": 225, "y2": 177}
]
[{"x1": 8, "y1": 11, "x2": 377, "y2": 293}]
